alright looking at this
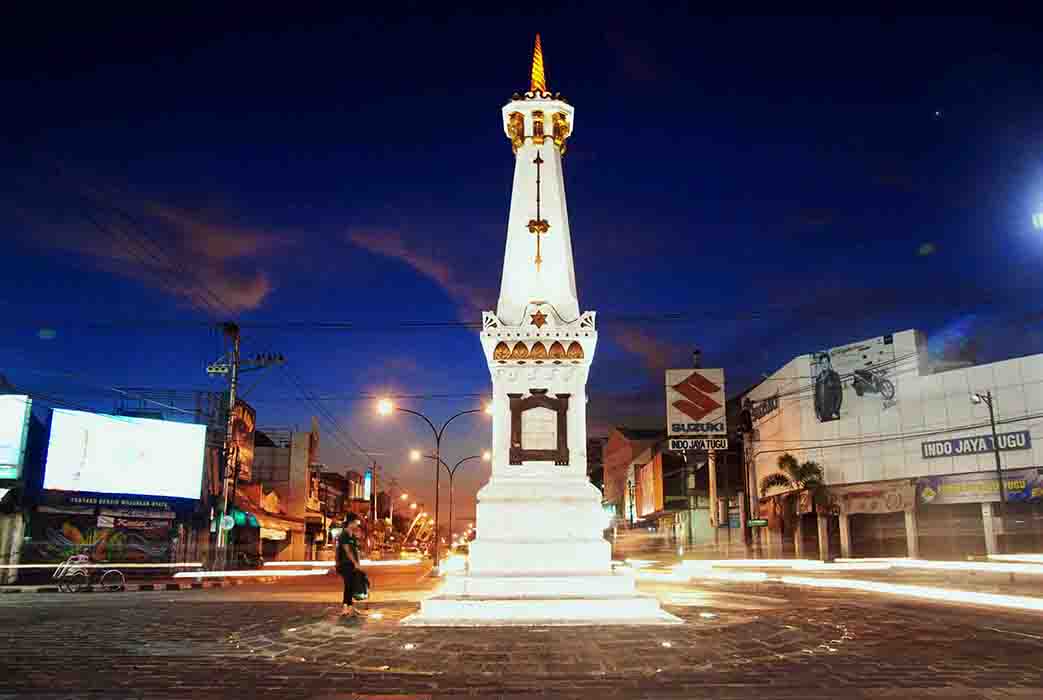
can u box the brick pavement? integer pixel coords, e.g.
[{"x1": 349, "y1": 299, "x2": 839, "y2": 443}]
[{"x1": 0, "y1": 578, "x2": 1041, "y2": 699}]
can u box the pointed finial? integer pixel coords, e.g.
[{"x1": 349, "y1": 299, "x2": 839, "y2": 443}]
[{"x1": 530, "y1": 33, "x2": 547, "y2": 93}]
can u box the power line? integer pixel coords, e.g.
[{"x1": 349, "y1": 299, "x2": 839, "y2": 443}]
[
  {"x1": 8, "y1": 298, "x2": 1043, "y2": 333},
  {"x1": 279, "y1": 367, "x2": 376, "y2": 466}
]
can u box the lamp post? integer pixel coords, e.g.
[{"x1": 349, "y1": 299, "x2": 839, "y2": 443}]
[
  {"x1": 972, "y1": 390, "x2": 1006, "y2": 554},
  {"x1": 971, "y1": 391, "x2": 1006, "y2": 504},
  {"x1": 377, "y1": 398, "x2": 492, "y2": 571},
  {"x1": 412, "y1": 450, "x2": 490, "y2": 546}
]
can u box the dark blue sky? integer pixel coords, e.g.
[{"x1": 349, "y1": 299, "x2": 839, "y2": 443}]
[{"x1": 3, "y1": 8, "x2": 1043, "y2": 518}]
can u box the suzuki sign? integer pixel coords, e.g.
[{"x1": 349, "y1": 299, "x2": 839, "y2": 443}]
[{"x1": 666, "y1": 368, "x2": 727, "y2": 440}]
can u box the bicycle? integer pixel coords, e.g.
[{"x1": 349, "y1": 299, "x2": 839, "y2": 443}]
[{"x1": 53, "y1": 554, "x2": 126, "y2": 592}]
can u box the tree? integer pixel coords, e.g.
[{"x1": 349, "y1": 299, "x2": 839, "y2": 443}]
[{"x1": 760, "y1": 453, "x2": 827, "y2": 509}]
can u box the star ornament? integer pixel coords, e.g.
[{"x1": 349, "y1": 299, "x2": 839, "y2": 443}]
[{"x1": 530, "y1": 309, "x2": 548, "y2": 328}]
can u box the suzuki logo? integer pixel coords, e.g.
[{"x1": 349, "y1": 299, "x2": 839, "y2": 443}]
[{"x1": 671, "y1": 371, "x2": 722, "y2": 422}]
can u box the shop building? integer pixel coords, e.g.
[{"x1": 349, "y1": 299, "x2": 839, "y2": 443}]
[
  {"x1": 748, "y1": 329, "x2": 1043, "y2": 559},
  {"x1": 249, "y1": 423, "x2": 320, "y2": 561},
  {"x1": 603, "y1": 426, "x2": 746, "y2": 556}
]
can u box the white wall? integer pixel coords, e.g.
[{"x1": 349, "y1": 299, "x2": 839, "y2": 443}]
[{"x1": 750, "y1": 329, "x2": 1043, "y2": 493}]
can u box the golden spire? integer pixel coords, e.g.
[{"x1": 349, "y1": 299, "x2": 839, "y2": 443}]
[{"x1": 530, "y1": 33, "x2": 547, "y2": 93}]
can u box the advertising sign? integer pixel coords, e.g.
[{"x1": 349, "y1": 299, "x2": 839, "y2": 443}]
[
  {"x1": 669, "y1": 437, "x2": 728, "y2": 451},
  {"x1": 921, "y1": 430, "x2": 1031, "y2": 459},
  {"x1": 363, "y1": 469, "x2": 372, "y2": 502},
  {"x1": 230, "y1": 399, "x2": 256, "y2": 483},
  {"x1": 810, "y1": 334, "x2": 897, "y2": 423},
  {"x1": 825, "y1": 481, "x2": 916, "y2": 515},
  {"x1": 918, "y1": 467, "x2": 1043, "y2": 505},
  {"x1": 44, "y1": 409, "x2": 206, "y2": 500},
  {"x1": 666, "y1": 368, "x2": 726, "y2": 439},
  {"x1": 0, "y1": 395, "x2": 32, "y2": 480}
]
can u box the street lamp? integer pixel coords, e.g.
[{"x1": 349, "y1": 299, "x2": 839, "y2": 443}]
[
  {"x1": 387, "y1": 484, "x2": 409, "y2": 531},
  {"x1": 971, "y1": 391, "x2": 1006, "y2": 504},
  {"x1": 972, "y1": 390, "x2": 1007, "y2": 554},
  {"x1": 413, "y1": 450, "x2": 490, "y2": 548},
  {"x1": 377, "y1": 397, "x2": 491, "y2": 571}
]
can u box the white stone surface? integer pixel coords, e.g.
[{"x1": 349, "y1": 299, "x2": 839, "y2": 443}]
[{"x1": 402, "y1": 594, "x2": 680, "y2": 626}]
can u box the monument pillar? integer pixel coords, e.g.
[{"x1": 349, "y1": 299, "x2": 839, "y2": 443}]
[{"x1": 404, "y1": 35, "x2": 678, "y2": 625}]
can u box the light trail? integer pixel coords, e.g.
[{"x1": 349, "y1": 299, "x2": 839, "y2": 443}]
[
  {"x1": 0, "y1": 562, "x2": 203, "y2": 570},
  {"x1": 173, "y1": 569, "x2": 328, "y2": 579},
  {"x1": 262, "y1": 559, "x2": 421, "y2": 568},
  {"x1": 987, "y1": 554, "x2": 1043, "y2": 564},
  {"x1": 779, "y1": 575, "x2": 1043, "y2": 612}
]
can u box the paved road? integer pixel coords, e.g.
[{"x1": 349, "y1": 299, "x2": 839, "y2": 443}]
[{"x1": 2, "y1": 564, "x2": 1042, "y2": 699}]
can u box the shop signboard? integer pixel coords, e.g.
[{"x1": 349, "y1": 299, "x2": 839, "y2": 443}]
[
  {"x1": 918, "y1": 467, "x2": 1043, "y2": 505},
  {"x1": 666, "y1": 368, "x2": 726, "y2": 439},
  {"x1": 920, "y1": 430, "x2": 1031, "y2": 459},
  {"x1": 826, "y1": 481, "x2": 916, "y2": 515},
  {"x1": 0, "y1": 394, "x2": 32, "y2": 480},
  {"x1": 230, "y1": 399, "x2": 256, "y2": 483}
]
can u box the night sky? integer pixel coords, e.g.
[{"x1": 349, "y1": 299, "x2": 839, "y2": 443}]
[{"x1": 3, "y1": 8, "x2": 1043, "y2": 521}]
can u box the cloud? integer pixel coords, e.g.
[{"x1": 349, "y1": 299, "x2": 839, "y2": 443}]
[
  {"x1": 349, "y1": 230, "x2": 495, "y2": 315},
  {"x1": 611, "y1": 324, "x2": 688, "y2": 375},
  {"x1": 36, "y1": 195, "x2": 284, "y2": 314}
]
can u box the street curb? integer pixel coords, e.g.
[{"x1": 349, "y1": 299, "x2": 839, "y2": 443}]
[{"x1": 0, "y1": 578, "x2": 277, "y2": 594}]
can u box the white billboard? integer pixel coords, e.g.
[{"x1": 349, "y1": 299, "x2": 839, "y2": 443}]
[
  {"x1": 810, "y1": 334, "x2": 898, "y2": 423},
  {"x1": 666, "y1": 368, "x2": 726, "y2": 442},
  {"x1": 0, "y1": 395, "x2": 32, "y2": 480},
  {"x1": 44, "y1": 409, "x2": 205, "y2": 499}
]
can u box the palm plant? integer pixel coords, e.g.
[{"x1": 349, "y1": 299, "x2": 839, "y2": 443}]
[{"x1": 760, "y1": 453, "x2": 827, "y2": 509}]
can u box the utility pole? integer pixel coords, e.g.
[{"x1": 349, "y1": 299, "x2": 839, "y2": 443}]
[
  {"x1": 213, "y1": 322, "x2": 240, "y2": 570},
  {"x1": 972, "y1": 391, "x2": 1005, "y2": 555},
  {"x1": 206, "y1": 323, "x2": 286, "y2": 569}
]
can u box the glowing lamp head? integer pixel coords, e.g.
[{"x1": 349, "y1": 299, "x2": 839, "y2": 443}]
[
  {"x1": 376, "y1": 398, "x2": 394, "y2": 416},
  {"x1": 971, "y1": 393, "x2": 983, "y2": 405},
  {"x1": 400, "y1": 493, "x2": 408, "y2": 500},
  {"x1": 1033, "y1": 212, "x2": 1043, "y2": 231},
  {"x1": 409, "y1": 449, "x2": 421, "y2": 462},
  {"x1": 481, "y1": 450, "x2": 491, "y2": 462},
  {"x1": 484, "y1": 402, "x2": 494, "y2": 416}
]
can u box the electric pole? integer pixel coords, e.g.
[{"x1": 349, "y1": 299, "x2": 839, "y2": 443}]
[
  {"x1": 213, "y1": 322, "x2": 240, "y2": 570},
  {"x1": 206, "y1": 322, "x2": 286, "y2": 570}
]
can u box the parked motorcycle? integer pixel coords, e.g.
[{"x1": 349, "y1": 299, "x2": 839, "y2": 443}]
[{"x1": 852, "y1": 368, "x2": 895, "y2": 400}]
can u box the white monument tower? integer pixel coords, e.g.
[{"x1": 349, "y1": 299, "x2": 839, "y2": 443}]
[{"x1": 405, "y1": 36, "x2": 678, "y2": 625}]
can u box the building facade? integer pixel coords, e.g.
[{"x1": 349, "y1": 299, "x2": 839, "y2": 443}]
[{"x1": 748, "y1": 329, "x2": 1043, "y2": 558}]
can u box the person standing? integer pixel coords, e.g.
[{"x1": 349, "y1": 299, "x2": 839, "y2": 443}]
[{"x1": 337, "y1": 513, "x2": 367, "y2": 617}]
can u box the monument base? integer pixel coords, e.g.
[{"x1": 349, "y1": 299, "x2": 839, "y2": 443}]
[{"x1": 400, "y1": 572, "x2": 682, "y2": 626}]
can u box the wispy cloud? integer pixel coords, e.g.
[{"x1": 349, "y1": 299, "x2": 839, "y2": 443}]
[
  {"x1": 35, "y1": 194, "x2": 286, "y2": 314},
  {"x1": 611, "y1": 324, "x2": 687, "y2": 375},
  {"x1": 349, "y1": 230, "x2": 495, "y2": 315}
]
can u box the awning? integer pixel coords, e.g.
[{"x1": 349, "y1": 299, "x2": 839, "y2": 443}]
[
  {"x1": 252, "y1": 511, "x2": 305, "y2": 534},
  {"x1": 260, "y1": 527, "x2": 287, "y2": 541}
]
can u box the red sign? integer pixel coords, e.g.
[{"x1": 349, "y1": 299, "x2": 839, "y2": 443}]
[{"x1": 671, "y1": 371, "x2": 722, "y2": 422}]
